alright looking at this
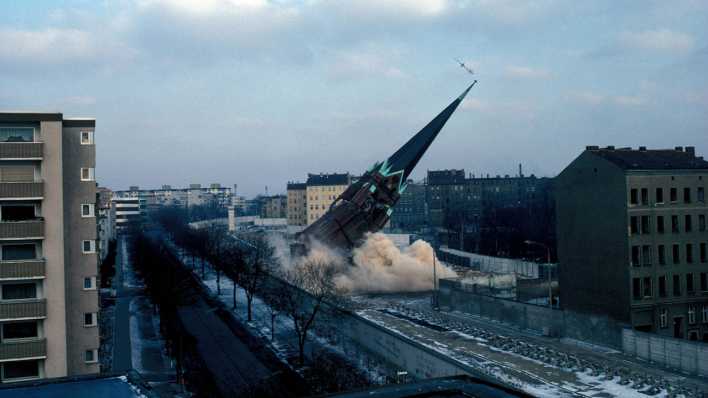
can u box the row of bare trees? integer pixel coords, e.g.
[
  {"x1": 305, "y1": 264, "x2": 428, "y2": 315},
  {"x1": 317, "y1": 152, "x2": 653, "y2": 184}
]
[{"x1": 152, "y1": 206, "x2": 340, "y2": 366}]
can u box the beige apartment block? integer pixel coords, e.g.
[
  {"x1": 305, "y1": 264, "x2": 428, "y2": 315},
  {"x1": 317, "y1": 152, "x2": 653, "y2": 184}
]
[
  {"x1": 286, "y1": 182, "x2": 307, "y2": 226},
  {"x1": 0, "y1": 113, "x2": 99, "y2": 382},
  {"x1": 304, "y1": 173, "x2": 351, "y2": 225}
]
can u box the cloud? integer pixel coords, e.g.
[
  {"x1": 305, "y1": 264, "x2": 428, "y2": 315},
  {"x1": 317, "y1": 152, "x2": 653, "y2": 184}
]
[
  {"x1": 619, "y1": 29, "x2": 695, "y2": 53},
  {"x1": 569, "y1": 92, "x2": 646, "y2": 107},
  {"x1": 504, "y1": 65, "x2": 550, "y2": 79},
  {"x1": 327, "y1": 49, "x2": 408, "y2": 81}
]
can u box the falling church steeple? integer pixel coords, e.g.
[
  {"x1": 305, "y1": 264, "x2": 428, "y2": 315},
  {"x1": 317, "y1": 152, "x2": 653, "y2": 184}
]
[{"x1": 296, "y1": 82, "x2": 477, "y2": 252}]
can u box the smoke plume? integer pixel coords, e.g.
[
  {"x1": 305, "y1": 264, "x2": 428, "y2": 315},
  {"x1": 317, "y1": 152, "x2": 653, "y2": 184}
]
[{"x1": 335, "y1": 233, "x2": 456, "y2": 293}]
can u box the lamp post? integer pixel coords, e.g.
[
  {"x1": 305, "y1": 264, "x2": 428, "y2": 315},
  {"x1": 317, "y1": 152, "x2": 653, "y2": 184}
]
[{"x1": 524, "y1": 240, "x2": 553, "y2": 308}]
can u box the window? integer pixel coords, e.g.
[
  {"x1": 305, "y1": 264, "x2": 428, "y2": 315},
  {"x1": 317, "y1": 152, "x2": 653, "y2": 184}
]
[
  {"x1": 672, "y1": 244, "x2": 680, "y2": 264},
  {"x1": 641, "y1": 188, "x2": 648, "y2": 205},
  {"x1": 642, "y1": 245, "x2": 652, "y2": 266},
  {"x1": 83, "y1": 277, "x2": 96, "y2": 290},
  {"x1": 699, "y1": 187, "x2": 705, "y2": 203},
  {"x1": 703, "y1": 306, "x2": 708, "y2": 323},
  {"x1": 630, "y1": 216, "x2": 639, "y2": 234},
  {"x1": 84, "y1": 312, "x2": 97, "y2": 327},
  {"x1": 2, "y1": 321, "x2": 37, "y2": 341},
  {"x1": 673, "y1": 274, "x2": 681, "y2": 296},
  {"x1": 670, "y1": 187, "x2": 677, "y2": 202},
  {"x1": 685, "y1": 215, "x2": 692, "y2": 232},
  {"x1": 82, "y1": 240, "x2": 96, "y2": 253},
  {"x1": 643, "y1": 277, "x2": 652, "y2": 297},
  {"x1": 631, "y1": 246, "x2": 640, "y2": 266},
  {"x1": 686, "y1": 244, "x2": 693, "y2": 264},
  {"x1": 658, "y1": 245, "x2": 666, "y2": 265},
  {"x1": 632, "y1": 278, "x2": 641, "y2": 299},
  {"x1": 641, "y1": 216, "x2": 650, "y2": 234},
  {"x1": 700, "y1": 215, "x2": 706, "y2": 232},
  {"x1": 687, "y1": 273, "x2": 695, "y2": 294},
  {"x1": 656, "y1": 188, "x2": 664, "y2": 203},
  {"x1": 1, "y1": 283, "x2": 36, "y2": 300},
  {"x1": 688, "y1": 305, "x2": 696, "y2": 324},
  {"x1": 0, "y1": 204, "x2": 36, "y2": 222},
  {"x1": 671, "y1": 215, "x2": 679, "y2": 233},
  {"x1": 1, "y1": 359, "x2": 39, "y2": 380},
  {"x1": 81, "y1": 204, "x2": 95, "y2": 217},
  {"x1": 684, "y1": 187, "x2": 691, "y2": 203},
  {"x1": 80, "y1": 131, "x2": 94, "y2": 145},
  {"x1": 657, "y1": 216, "x2": 665, "y2": 233},
  {"x1": 85, "y1": 349, "x2": 98, "y2": 363},
  {"x1": 630, "y1": 189, "x2": 638, "y2": 205},
  {"x1": 0, "y1": 127, "x2": 33, "y2": 143},
  {"x1": 660, "y1": 309, "x2": 668, "y2": 328},
  {"x1": 659, "y1": 276, "x2": 667, "y2": 297},
  {"x1": 80, "y1": 168, "x2": 95, "y2": 181},
  {"x1": 1, "y1": 244, "x2": 36, "y2": 261},
  {"x1": 702, "y1": 273, "x2": 708, "y2": 292}
]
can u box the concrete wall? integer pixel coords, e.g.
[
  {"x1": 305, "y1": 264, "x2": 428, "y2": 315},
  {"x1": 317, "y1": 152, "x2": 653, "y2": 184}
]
[
  {"x1": 439, "y1": 279, "x2": 626, "y2": 348},
  {"x1": 39, "y1": 120, "x2": 68, "y2": 378},
  {"x1": 622, "y1": 328, "x2": 708, "y2": 377}
]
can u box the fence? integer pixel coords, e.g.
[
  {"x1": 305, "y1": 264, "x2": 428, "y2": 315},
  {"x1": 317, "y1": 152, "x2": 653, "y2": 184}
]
[{"x1": 622, "y1": 328, "x2": 708, "y2": 378}]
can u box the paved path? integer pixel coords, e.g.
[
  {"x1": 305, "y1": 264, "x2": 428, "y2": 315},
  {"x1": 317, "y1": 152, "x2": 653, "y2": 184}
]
[{"x1": 112, "y1": 236, "x2": 132, "y2": 372}]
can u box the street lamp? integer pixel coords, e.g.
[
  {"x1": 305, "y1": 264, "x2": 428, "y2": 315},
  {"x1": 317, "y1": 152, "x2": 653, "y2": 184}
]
[{"x1": 524, "y1": 240, "x2": 553, "y2": 308}]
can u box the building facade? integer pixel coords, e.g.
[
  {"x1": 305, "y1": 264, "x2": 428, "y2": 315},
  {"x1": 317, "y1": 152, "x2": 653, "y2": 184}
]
[
  {"x1": 113, "y1": 196, "x2": 141, "y2": 233},
  {"x1": 0, "y1": 112, "x2": 99, "y2": 381},
  {"x1": 305, "y1": 173, "x2": 351, "y2": 225},
  {"x1": 556, "y1": 146, "x2": 708, "y2": 341},
  {"x1": 96, "y1": 187, "x2": 115, "y2": 262},
  {"x1": 261, "y1": 195, "x2": 287, "y2": 219},
  {"x1": 286, "y1": 182, "x2": 307, "y2": 226}
]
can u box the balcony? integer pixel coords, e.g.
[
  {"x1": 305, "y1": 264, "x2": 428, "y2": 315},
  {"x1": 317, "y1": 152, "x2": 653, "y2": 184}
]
[
  {"x1": 0, "y1": 142, "x2": 43, "y2": 159},
  {"x1": 0, "y1": 299, "x2": 47, "y2": 320},
  {"x1": 0, "y1": 259, "x2": 45, "y2": 280},
  {"x1": 0, "y1": 339, "x2": 47, "y2": 361},
  {"x1": 0, "y1": 219, "x2": 44, "y2": 240},
  {"x1": 0, "y1": 182, "x2": 43, "y2": 199}
]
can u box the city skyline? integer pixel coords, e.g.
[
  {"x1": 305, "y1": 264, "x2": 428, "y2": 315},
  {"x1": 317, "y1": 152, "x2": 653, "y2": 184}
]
[{"x1": 1, "y1": 1, "x2": 707, "y2": 196}]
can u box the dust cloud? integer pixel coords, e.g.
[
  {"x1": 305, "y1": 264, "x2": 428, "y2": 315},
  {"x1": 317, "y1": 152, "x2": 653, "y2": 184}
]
[{"x1": 335, "y1": 233, "x2": 457, "y2": 293}]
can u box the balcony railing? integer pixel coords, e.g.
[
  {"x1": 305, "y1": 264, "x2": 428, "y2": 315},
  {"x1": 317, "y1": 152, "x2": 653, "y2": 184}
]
[
  {"x1": 0, "y1": 142, "x2": 43, "y2": 159},
  {"x1": 0, "y1": 339, "x2": 47, "y2": 361},
  {"x1": 0, "y1": 299, "x2": 47, "y2": 320},
  {"x1": 0, "y1": 182, "x2": 43, "y2": 199},
  {"x1": 0, "y1": 219, "x2": 44, "y2": 240},
  {"x1": 0, "y1": 259, "x2": 45, "y2": 280}
]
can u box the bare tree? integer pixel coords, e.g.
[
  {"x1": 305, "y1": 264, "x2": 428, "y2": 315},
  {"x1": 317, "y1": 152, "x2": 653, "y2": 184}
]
[
  {"x1": 239, "y1": 235, "x2": 275, "y2": 322},
  {"x1": 221, "y1": 243, "x2": 246, "y2": 310},
  {"x1": 205, "y1": 223, "x2": 228, "y2": 295},
  {"x1": 260, "y1": 281, "x2": 285, "y2": 341},
  {"x1": 280, "y1": 257, "x2": 338, "y2": 366}
]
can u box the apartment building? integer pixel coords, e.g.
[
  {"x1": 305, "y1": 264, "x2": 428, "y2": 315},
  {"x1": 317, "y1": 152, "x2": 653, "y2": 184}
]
[
  {"x1": 556, "y1": 146, "x2": 708, "y2": 341},
  {"x1": 0, "y1": 112, "x2": 99, "y2": 382},
  {"x1": 261, "y1": 195, "x2": 287, "y2": 219},
  {"x1": 305, "y1": 173, "x2": 351, "y2": 225},
  {"x1": 286, "y1": 182, "x2": 307, "y2": 226},
  {"x1": 113, "y1": 196, "x2": 141, "y2": 233}
]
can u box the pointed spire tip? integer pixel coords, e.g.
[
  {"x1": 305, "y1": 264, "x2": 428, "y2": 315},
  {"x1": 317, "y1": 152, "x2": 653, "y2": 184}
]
[{"x1": 457, "y1": 80, "x2": 478, "y2": 101}]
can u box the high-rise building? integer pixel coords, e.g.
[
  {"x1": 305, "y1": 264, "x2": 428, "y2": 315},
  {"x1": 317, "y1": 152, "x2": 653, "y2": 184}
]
[
  {"x1": 0, "y1": 112, "x2": 99, "y2": 381},
  {"x1": 113, "y1": 196, "x2": 141, "y2": 233},
  {"x1": 556, "y1": 146, "x2": 708, "y2": 341}
]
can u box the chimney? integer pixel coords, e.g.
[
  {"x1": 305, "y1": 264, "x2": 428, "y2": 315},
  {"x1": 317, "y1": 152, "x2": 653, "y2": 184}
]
[
  {"x1": 606, "y1": 145, "x2": 615, "y2": 150},
  {"x1": 685, "y1": 146, "x2": 695, "y2": 156},
  {"x1": 675, "y1": 146, "x2": 683, "y2": 152},
  {"x1": 639, "y1": 146, "x2": 647, "y2": 151},
  {"x1": 586, "y1": 145, "x2": 599, "y2": 150},
  {"x1": 519, "y1": 163, "x2": 523, "y2": 178}
]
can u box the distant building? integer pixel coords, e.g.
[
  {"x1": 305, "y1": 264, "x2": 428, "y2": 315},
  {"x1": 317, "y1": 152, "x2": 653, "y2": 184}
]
[
  {"x1": 0, "y1": 112, "x2": 99, "y2": 380},
  {"x1": 112, "y1": 196, "x2": 141, "y2": 233},
  {"x1": 305, "y1": 173, "x2": 351, "y2": 225},
  {"x1": 261, "y1": 195, "x2": 287, "y2": 218},
  {"x1": 556, "y1": 146, "x2": 708, "y2": 341},
  {"x1": 286, "y1": 182, "x2": 307, "y2": 226},
  {"x1": 96, "y1": 187, "x2": 115, "y2": 261},
  {"x1": 390, "y1": 179, "x2": 427, "y2": 230}
]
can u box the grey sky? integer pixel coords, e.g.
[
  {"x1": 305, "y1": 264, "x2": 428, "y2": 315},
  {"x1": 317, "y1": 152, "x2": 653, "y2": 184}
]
[{"x1": 1, "y1": 0, "x2": 707, "y2": 196}]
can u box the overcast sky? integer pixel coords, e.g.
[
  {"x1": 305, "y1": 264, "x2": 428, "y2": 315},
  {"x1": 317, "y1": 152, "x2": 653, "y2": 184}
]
[{"x1": 1, "y1": 0, "x2": 707, "y2": 196}]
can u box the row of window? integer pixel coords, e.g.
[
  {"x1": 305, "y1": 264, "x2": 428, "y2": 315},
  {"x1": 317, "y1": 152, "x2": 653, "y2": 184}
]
[
  {"x1": 631, "y1": 242, "x2": 708, "y2": 266},
  {"x1": 0, "y1": 279, "x2": 96, "y2": 300},
  {"x1": 630, "y1": 214, "x2": 707, "y2": 235},
  {"x1": 658, "y1": 306, "x2": 708, "y2": 328},
  {"x1": 629, "y1": 186, "x2": 706, "y2": 206},
  {"x1": 308, "y1": 195, "x2": 338, "y2": 201},
  {"x1": 632, "y1": 272, "x2": 708, "y2": 299}
]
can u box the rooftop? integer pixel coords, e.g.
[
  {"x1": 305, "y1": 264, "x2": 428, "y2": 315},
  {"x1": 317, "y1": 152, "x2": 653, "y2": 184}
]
[
  {"x1": 306, "y1": 172, "x2": 350, "y2": 186},
  {"x1": 586, "y1": 145, "x2": 708, "y2": 170}
]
